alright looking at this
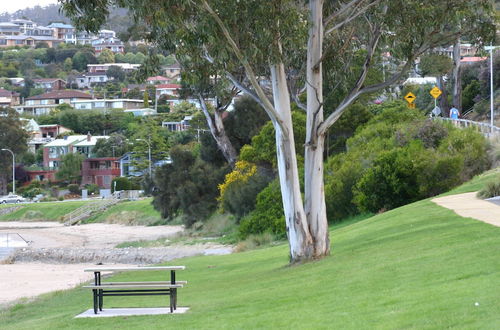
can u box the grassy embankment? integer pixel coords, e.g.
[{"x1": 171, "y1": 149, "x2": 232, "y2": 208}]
[
  {"x1": 0, "y1": 198, "x2": 162, "y2": 225},
  {"x1": 0, "y1": 201, "x2": 89, "y2": 221},
  {"x1": 83, "y1": 198, "x2": 163, "y2": 225},
  {"x1": 0, "y1": 170, "x2": 499, "y2": 329}
]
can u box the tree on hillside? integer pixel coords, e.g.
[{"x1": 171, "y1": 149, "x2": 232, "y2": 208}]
[
  {"x1": 62, "y1": 0, "x2": 495, "y2": 263},
  {"x1": 55, "y1": 152, "x2": 84, "y2": 184},
  {"x1": 0, "y1": 108, "x2": 28, "y2": 195},
  {"x1": 98, "y1": 48, "x2": 115, "y2": 64}
]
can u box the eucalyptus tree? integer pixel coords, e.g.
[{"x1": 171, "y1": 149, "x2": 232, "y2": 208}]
[{"x1": 60, "y1": 0, "x2": 495, "y2": 263}]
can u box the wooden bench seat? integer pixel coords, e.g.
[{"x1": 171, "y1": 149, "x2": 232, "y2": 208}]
[{"x1": 83, "y1": 284, "x2": 184, "y2": 289}]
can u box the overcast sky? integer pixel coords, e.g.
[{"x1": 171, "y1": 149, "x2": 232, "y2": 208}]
[{"x1": 2, "y1": 0, "x2": 58, "y2": 14}]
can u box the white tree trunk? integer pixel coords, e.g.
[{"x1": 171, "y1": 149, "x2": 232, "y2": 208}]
[
  {"x1": 304, "y1": 0, "x2": 330, "y2": 257},
  {"x1": 271, "y1": 64, "x2": 313, "y2": 262},
  {"x1": 199, "y1": 96, "x2": 238, "y2": 167},
  {"x1": 452, "y1": 38, "x2": 462, "y2": 110}
]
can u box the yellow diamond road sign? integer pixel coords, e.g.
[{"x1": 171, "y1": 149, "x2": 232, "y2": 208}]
[
  {"x1": 430, "y1": 86, "x2": 442, "y2": 99},
  {"x1": 404, "y1": 92, "x2": 416, "y2": 104}
]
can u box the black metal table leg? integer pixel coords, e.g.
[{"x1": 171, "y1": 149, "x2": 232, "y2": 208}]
[
  {"x1": 93, "y1": 289, "x2": 98, "y2": 314},
  {"x1": 98, "y1": 272, "x2": 103, "y2": 311}
]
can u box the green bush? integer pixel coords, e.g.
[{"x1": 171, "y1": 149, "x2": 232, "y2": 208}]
[
  {"x1": 111, "y1": 177, "x2": 139, "y2": 192},
  {"x1": 221, "y1": 167, "x2": 273, "y2": 220},
  {"x1": 477, "y1": 176, "x2": 500, "y2": 199},
  {"x1": 67, "y1": 184, "x2": 81, "y2": 195},
  {"x1": 84, "y1": 184, "x2": 100, "y2": 195},
  {"x1": 238, "y1": 180, "x2": 286, "y2": 239}
]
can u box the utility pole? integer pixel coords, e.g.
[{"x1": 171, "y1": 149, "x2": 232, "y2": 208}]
[
  {"x1": 485, "y1": 45, "x2": 498, "y2": 133},
  {"x1": 1, "y1": 148, "x2": 15, "y2": 194}
]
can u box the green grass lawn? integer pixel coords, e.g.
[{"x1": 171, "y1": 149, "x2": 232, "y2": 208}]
[
  {"x1": 1, "y1": 174, "x2": 499, "y2": 329},
  {"x1": 0, "y1": 201, "x2": 89, "y2": 221},
  {"x1": 84, "y1": 198, "x2": 163, "y2": 225}
]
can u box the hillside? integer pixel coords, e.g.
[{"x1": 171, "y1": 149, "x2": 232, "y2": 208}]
[{"x1": 0, "y1": 170, "x2": 499, "y2": 328}]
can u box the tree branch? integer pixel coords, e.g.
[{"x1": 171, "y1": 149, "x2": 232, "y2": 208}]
[
  {"x1": 324, "y1": 0, "x2": 380, "y2": 35},
  {"x1": 199, "y1": 0, "x2": 283, "y2": 127}
]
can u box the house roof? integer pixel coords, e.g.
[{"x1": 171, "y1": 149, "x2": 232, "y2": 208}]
[
  {"x1": 156, "y1": 84, "x2": 181, "y2": 90},
  {"x1": 461, "y1": 57, "x2": 487, "y2": 63},
  {"x1": 147, "y1": 76, "x2": 169, "y2": 81},
  {"x1": 74, "y1": 136, "x2": 109, "y2": 147},
  {"x1": 164, "y1": 63, "x2": 181, "y2": 69},
  {"x1": 0, "y1": 22, "x2": 19, "y2": 27},
  {"x1": 44, "y1": 135, "x2": 87, "y2": 147},
  {"x1": 0, "y1": 88, "x2": 18, "y2": 97},
  {"x1": 26, "y1": 90, "x2": 92, "y2": 101},
  {"x1": 47, "y1": 23, "x2": 73, "y2": 29},
  {"x1": 33, "y1": 78, "x2": 66, "y2": 83}
]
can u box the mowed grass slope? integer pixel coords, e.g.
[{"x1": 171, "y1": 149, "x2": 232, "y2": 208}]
[
  {"x1": 1, "y1": 173, "x2": 499, "y2": 329},
  {"x1": 0, "y1": 201, "x2": 89, "y2": 221},
  {"x1": 84, "y1": 198, "x2": 162, "y2": 225}
]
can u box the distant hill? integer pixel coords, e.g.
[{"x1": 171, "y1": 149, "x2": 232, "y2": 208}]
[{"x1": 0, "y1": 4, "x2": 131, "y2": 34}]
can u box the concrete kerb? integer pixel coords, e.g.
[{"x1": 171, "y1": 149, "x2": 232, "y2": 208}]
[{"x1": 75, "y1": 307, "x2": 190, "y2": 318}]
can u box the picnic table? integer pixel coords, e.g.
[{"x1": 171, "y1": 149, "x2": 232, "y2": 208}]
[{"x1": 83, "y1": 266, "x2": 186, "y2": 314}]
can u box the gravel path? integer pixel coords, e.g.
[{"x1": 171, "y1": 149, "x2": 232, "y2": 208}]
[{"x1": 432, "y1": 192, "x2": 500, "y2": 227}]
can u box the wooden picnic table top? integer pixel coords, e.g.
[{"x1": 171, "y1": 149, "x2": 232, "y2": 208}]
[{"x1": 84, "y1": 266, "x2": 186, "y2": 272}]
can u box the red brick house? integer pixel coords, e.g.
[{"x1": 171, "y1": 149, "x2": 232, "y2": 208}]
[{"x1": 81, "y1": 157, "x2": 120, "y2": 188}]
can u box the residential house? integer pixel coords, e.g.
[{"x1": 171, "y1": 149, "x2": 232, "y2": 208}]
[
  {"x1": 147, "y1": 75, "x2": 171, "y2": 85},
  {"x1": 155, "y1": 83, "x2": 181, "y2": 97},
  {"x1": 10, "y1": 19, "x2": 35, "y2": 34},
  {"x1": 18, "y1": 90, "x2": 92, "y2": 115},
  {"x1": 73, "y1": 134, "x2": 121, "y2": 188},
  {"x1": 25, "y1": 121, "x2": 71, "y2": 152},
  {"x1": 81, "y1": 157, "x2": 120, "y2": 188},
  {"x1": 123, "y1": 108, "x2": 156, "y2": 117},
  {"x1": 0, "y1": 34, "x2": 60, "y2": 48},
  {"x1": 92, "y1": 40, "x2": 124, "y2": 54},
  {"x1": 88, "y1": 63, "x2": 140, "y2": 74},
  {"x1": 164, "y1": 63, "x2": 181, "y2": 80},
  {"x1": 71, "y1": 99, "x2": 144, "y2": 111},
  {"x1": 461, "y1": 57, "x2": 487, "y2": 64},
  {"x1": 119, "y1": 152, "x2": 171, "y2": 177},
  {"x1": 47, "y1": 22, "x2": 76, "y2": 44},
  {"x1": 33, "y1": 78, "x2": 67, "y2": 91},
  {"x1": 162, "y1": 116, "x2": 192, "y2": 132},
  {"x1": 0, "y1": 88, "x2": 20, "y2": 107},
  {"x1": 42, "y1": 135, "x2": 88, "y2": 168},
  {"x1": 0, "y1": 22, "x2": 21, "y2": 35},
  {"x1": 27, "y1": 25, "x2": 54, "y2": 37},
  {"x1": 75, "y1": 72, "x2": 111, "y2": 88}
]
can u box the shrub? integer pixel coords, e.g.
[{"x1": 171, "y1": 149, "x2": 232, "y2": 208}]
[
  {"x1": 238, "y1": 180, "x2": 286, "y2": 239},
  {"x1": 67, "y1": 184, "x2": 81, "y2": 195},
  {"x1": 111, "y1": 176, "x2": 139, "y2": 192},
  {"x1": 437, "y1": 128, "x2": 490, "y2": 181},
  {"x1": 84, "y1": 184, "x2": 100, "y2": 195},
  {"x1": 235, "y1": 232, "x2": 275, "y2": 252},
  {"x1": 477, "y1": 176, "x2": 500, "y2": 199}
]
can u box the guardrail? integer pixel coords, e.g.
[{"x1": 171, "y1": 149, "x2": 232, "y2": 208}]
[{"x1": 432, "y1": 117, "x2": 500, "y2": 137}]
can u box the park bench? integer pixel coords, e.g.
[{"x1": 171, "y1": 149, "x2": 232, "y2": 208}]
[{"x1": 83, "y1": 266, "x2": 186, "y2": 314}]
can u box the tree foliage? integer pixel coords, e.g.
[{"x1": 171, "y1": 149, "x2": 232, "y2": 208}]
[{"x1": 56, "y1": 153, "x2": 85, "y2": 184}]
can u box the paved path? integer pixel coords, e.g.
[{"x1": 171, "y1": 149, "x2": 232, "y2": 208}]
[{"x1": 432, "y1": 192, "x2": 500, "y2": 227}]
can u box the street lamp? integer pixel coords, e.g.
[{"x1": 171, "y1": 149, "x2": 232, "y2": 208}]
[
  {"x1": 485, "y1": 45, "x2": 498, "y2": 133},
  {"x1": 136, "y1": 137, "x2": 152, "y2": 177},
  {"x1": 1, "y1": 148, "x2": 15, "y2": 194}
]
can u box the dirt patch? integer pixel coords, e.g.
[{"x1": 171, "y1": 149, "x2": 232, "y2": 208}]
[
  {"x1": 0, "y1": 222, "x2": 184, "y2": 249},
  {"x1": 432, "y1": 192, "x2": 500, "y2": 227},
  {"x1": 0, "y1": 263, "x2": 118, "y2": 307}
]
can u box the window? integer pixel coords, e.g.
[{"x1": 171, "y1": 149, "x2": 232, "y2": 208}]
[
  {"x1": 16, "y1": 40, "x2": 24, "y2": 45},
  {"x1": 104, "y1": 176, "x2": 111, "y2": 186},
  {"x1": 0, "y1": 40, "x2": 6, "y2": 45}
]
